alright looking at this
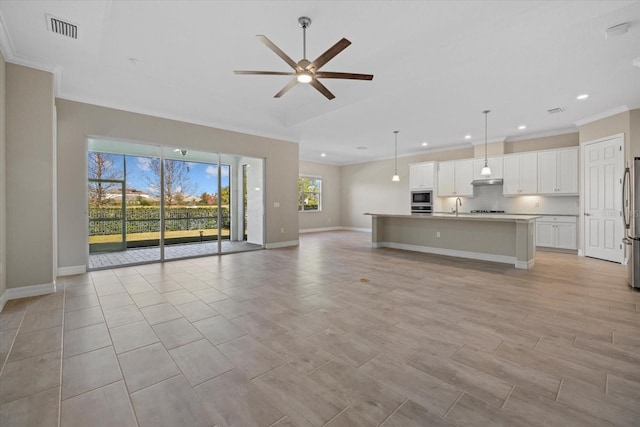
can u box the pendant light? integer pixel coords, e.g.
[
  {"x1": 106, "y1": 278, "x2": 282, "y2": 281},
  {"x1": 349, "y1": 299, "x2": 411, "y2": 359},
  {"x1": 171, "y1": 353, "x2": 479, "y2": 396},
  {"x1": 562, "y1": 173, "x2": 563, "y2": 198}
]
[
  {"x1": 480, "y1": 110, "x2": 492, "y2": 176},
  {"x1": 392, "y1": 130, "x2": 400, "y2": 182}
]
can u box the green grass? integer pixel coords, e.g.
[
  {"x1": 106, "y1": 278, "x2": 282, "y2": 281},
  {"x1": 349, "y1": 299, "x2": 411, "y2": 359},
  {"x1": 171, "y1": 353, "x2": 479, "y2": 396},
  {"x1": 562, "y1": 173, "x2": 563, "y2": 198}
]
[{"x1": 89, "y1": 229, "x2": 230, "y2": 244}]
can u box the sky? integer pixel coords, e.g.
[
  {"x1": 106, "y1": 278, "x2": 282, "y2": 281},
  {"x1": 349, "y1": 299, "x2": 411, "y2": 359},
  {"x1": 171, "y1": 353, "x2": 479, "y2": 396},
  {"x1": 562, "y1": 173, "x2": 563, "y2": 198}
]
[{"x1": 128, "y1": 156, "x2": 230, "y2": 197}]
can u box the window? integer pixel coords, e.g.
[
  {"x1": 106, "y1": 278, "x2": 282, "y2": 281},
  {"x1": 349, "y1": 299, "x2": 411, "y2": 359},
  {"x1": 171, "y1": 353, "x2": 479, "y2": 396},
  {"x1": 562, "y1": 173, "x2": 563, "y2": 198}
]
[{"x1": 299, "y1": 176, "x2": 322, "y2": 212}]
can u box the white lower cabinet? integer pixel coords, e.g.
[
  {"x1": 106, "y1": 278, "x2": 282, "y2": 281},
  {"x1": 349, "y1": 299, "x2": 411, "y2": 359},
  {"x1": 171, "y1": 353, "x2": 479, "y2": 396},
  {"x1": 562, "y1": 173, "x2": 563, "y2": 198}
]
[{"x1": 536, "y1": 216, "x2": 577, "y2": 250}]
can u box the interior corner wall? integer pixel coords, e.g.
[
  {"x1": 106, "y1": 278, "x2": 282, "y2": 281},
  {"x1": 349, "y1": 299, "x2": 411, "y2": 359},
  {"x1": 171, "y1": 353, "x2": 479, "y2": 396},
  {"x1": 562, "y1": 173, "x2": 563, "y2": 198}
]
[
  {"x1": 5, "y1": 64, "x2": 55, "y2": 289},
  {"x1": 340, "y1": 147, "x2": 474, "y2": 230},
  {"x1": 56, "y1": 99, "x2": 298, "y2": 270},
  {"x1": 298, "y1": 161, "x2": 341, "y2": 231},
  {"x1": 0, "y1": 52, "x2": 6, "y2": 299}
]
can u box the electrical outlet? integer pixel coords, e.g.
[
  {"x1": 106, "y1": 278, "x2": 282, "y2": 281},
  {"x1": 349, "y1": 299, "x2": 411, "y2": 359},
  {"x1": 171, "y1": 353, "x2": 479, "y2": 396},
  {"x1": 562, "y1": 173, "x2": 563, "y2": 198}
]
[
  {"x1": 274, "y1": 202, "x2": 280, "y2": 208},
  {"x1": 280, "y1": 228, "x2": 284, "y2": 234},
  {"x1": 534, "y1": 201, "x2": 539, "y2": 207},
  {"x1": 437, "y1": 232, "x2": 441, "y2": 238}
]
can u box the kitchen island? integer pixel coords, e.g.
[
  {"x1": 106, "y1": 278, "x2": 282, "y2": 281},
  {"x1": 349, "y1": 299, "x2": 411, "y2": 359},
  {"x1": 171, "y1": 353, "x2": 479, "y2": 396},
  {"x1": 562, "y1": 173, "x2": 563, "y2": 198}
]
[{"x1": 365, "y1": 213, "x2": 540, "y2": 269}]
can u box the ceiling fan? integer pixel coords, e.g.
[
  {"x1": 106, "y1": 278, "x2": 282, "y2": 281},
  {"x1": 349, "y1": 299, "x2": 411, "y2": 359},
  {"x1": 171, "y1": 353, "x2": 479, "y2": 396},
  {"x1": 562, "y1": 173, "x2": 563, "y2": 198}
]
[{"x1": 234, "y1": 17, "x2": 373, "y2": 100}]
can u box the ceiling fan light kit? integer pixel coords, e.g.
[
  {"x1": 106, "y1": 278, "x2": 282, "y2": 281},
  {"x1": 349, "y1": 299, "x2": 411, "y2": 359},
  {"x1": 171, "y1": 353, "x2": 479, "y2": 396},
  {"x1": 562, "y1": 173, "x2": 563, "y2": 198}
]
[{"x1": 234, "y1": 17, "x2": 374, "y2": 99}]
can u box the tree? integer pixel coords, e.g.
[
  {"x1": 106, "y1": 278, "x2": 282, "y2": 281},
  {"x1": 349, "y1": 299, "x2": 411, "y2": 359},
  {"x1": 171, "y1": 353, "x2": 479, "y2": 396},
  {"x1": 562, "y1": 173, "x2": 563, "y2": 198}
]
[
  {"x1": 88, "y1": 152, "x2": 123, "y2": 206},
  {"x1": 145, "y1": 159, "x2": 196, "y2": 206},
  {"x1": 199, "y1": 192, "x2": 216, "y2": 205},
  {"x1": 219, "y1": 186, "x2": 230, "y2": 206}
]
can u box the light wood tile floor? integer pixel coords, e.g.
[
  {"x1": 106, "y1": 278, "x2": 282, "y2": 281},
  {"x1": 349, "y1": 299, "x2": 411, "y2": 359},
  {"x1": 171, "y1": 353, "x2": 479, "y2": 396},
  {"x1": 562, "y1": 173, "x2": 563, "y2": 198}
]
[{"x1": 1, "y1": 230, "x2": 639, "y2": 426}]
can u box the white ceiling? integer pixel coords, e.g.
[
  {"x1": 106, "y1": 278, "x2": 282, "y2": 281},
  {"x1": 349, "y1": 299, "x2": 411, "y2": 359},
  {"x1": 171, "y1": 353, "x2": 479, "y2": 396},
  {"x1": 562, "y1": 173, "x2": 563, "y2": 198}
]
[{"x1": 1, "y1": 1, "x2": 639, "y2": 164}]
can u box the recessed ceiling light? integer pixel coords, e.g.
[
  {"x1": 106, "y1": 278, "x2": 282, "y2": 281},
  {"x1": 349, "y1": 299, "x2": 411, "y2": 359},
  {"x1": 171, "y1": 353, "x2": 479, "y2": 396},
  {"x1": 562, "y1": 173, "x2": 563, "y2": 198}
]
[
  {"x1": 421, "y1": 142, "x2": 428, "y2": 147},
  {"x1": 576, "y1": 94, "x2": 589, "y2": 100},
  {"x1": 605, "y1": 22, "x2": 629, "y2": 39},
  {"x1": 320, "y1": 153, "x2": 326, "y2": 157},
  {"x1": 356, "y1": 146, "x2": 367, "y2": 150},
  {"x1": 518, "y1": 125, "x2": 526, "y2": 130},
  {"x1": 464, "y1": 135, "x2": 471, "y2": 139}
]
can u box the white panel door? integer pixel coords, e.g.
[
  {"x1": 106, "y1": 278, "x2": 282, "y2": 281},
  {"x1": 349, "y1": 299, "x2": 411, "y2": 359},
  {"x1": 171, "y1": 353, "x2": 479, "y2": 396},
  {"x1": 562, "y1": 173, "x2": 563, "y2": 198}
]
[{"x1": 584, "y1": 137, "x2": 623, "y2": 262}]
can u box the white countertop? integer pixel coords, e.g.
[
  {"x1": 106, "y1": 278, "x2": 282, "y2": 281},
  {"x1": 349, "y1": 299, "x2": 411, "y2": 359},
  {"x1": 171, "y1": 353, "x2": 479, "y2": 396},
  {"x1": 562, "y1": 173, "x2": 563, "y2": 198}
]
[{"x1": 365, "y1": 213, "x2": 541, "y2": 222}]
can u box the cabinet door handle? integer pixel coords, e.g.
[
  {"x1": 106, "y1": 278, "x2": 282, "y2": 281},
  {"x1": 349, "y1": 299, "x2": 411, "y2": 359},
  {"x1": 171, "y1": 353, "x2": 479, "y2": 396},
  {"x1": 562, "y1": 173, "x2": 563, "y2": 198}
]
[{"x1": 584, "y1": 212, "x2": 591, "y2": 216}]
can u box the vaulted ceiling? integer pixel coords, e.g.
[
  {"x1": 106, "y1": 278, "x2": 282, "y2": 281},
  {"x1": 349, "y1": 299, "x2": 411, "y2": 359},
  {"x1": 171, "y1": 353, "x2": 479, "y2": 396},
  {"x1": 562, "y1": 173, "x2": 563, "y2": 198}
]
[{"x1": 1, "y1": 1, "x2": 639, "y2": 164}]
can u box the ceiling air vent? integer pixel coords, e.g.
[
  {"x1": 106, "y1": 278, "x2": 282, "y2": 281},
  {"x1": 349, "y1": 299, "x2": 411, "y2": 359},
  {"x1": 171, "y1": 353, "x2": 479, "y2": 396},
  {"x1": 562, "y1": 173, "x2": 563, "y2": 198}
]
[
  {"x1": 547, "y1": 107, "x2": 565, "y2": 115},
  {"x1": 46, "y1": 14, "x2": 78, "y2": 39}
]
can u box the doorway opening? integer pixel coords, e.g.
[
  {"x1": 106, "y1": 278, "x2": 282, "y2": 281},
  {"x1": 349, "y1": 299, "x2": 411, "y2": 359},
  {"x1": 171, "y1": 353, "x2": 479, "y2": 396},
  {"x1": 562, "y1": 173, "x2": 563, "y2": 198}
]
[{"x1": 87, "y1": 137, "x2": 264, "y2": 269}]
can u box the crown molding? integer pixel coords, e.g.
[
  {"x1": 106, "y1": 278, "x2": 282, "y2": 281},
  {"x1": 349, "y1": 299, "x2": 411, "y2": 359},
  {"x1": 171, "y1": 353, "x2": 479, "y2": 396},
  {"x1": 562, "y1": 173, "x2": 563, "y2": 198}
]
[
  {"x1": 0, "y1": 11, "x2": 56, "y2": 73},
  {"x1": 505, "y1": 127, "x2": 578, "y2": 142},
  {"x1": 468, "y1": 137, "x2": 506, "y2": 146},
  {"x1": 55, "y1": 93, "x2": 301, "y2": 145},
  {"x1": 575, "y1": 105, "x2": 629, "y2": 127}
]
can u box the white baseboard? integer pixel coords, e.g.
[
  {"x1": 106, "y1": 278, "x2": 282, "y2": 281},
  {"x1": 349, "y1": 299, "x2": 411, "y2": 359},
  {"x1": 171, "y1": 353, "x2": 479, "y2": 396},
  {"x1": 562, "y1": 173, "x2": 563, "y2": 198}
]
[
  {"x1": 374, "y1": 241, "x2": 533, "y2": 269},
  {"x1": 340, "y1": 227, "x2": 371, "y2": 233},
  {"x1": 515, "y1": 259, "x2": 536, "y2": 270},
  {"x1": 1, "y1": 282, "x2": 56, "y2": 311},
  {"x1": 0, "y1": 290, "x2": 7, "y2": 313},
  {"x1": 57, "y1": 265, "x2": 87, "y2": 276},
  {"x1": 265, "y1": 240, "x2": 300, "y2": 249},
  {"x1": 299, "y1": 227, "x2": 342, "y2": 234}
]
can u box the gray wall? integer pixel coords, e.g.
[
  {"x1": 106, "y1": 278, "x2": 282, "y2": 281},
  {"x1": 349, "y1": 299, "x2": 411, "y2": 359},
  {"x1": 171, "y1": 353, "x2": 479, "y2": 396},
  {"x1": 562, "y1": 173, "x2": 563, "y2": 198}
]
[
  {"x1": 0, "y1": 52, "x2": 6, "y2": 297},
  {"x1": 298, "y1": 161, "x2": 341, "y2": 231},
  {"x1": 6, "y1": 64, "x2": 55, "y2": 289},
  {"x1": 56, "y1": 99, "x2": 299, "y2": 270},
  {"x1": 340, "y1": 147, "x2": 474, "y2": 229}
]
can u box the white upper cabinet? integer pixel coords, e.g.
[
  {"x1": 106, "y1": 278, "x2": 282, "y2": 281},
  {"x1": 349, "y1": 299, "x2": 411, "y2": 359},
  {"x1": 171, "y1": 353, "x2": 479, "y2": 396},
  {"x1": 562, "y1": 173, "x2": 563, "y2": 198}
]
[
  {"x1": 437, "y1": 159, "x2": 474, "y2": 197},
  {"x1": 472, "y1": 157, "x2": 503, "y2": 181},
  {"x1": 538, "y1": 147, "x2": 578, "y2": 195},
  {"x1": 409, "y1": 162, "x2": 435, "y2": 190},
  {"x1": 503, "y1": 153, "x2": 538, "y2": 196},
  {"x1": 437, "y1": 161, "x2": 456, "y2": 196}
]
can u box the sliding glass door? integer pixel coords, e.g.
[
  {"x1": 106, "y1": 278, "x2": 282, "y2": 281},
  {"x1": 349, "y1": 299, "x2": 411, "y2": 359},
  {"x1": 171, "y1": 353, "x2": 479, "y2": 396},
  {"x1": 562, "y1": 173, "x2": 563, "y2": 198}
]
[{"x1": 87, "y1": 137, "x2": 264, "y2": 269}]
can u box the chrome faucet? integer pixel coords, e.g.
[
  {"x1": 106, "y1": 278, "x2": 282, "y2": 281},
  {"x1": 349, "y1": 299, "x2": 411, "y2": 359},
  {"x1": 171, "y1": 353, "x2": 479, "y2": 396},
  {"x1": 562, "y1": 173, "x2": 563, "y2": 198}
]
[{"x1": 455, "y1": 197, "x2": 462, "y2": 216}]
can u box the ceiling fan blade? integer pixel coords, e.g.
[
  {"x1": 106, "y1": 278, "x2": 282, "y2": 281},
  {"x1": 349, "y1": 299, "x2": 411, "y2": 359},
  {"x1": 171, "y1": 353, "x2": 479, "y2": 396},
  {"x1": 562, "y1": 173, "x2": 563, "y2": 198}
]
[
  {"x1": 256, "y1": 35, "x2": 299, "y2": 70},
  {"x1": 234, "y1": 70, "x2": 295, "y2": 76},
  {"x1": 274, "y1": 78, "x2": 299, "y2": 98},
  {"x1": 308, "y1": 38, "x2": 351, "y2": 71},
  {"x1": 309, "y1": 79, "x2": 335, "y2": 100},
  {"x1": 315, "y1": 72, "x2": 374, "y2": 80}
]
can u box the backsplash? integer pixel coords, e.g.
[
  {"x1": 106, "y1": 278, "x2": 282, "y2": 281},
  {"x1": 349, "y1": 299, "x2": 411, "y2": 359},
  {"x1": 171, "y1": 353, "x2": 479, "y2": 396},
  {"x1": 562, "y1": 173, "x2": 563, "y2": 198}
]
[{"x1": 436, "y1": 185, "x2": 579, "y2": 215}]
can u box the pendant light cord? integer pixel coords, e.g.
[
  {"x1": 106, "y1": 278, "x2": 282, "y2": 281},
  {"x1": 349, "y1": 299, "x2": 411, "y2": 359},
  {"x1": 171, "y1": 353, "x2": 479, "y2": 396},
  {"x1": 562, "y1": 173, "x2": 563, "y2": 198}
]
[
  {"x1": 483, "y1": 110, "x2": 490, "y2": 167},
  {"x1": 394, "y1": 131, "x2": 399, "y2": 174}
]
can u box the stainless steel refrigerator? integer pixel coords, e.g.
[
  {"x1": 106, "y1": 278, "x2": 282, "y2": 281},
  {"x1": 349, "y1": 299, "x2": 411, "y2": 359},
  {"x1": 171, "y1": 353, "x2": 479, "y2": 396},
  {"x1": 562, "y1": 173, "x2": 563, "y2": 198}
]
[{"x1": 623, "y1": 157, "x2": 640, "y2": 289}]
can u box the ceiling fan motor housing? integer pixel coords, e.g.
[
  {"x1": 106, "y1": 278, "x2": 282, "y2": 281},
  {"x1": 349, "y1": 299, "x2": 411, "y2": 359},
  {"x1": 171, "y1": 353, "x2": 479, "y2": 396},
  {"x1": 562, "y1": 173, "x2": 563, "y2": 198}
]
[{"x1": 298, "y1": 16, "x2": 311, "y2": 28}]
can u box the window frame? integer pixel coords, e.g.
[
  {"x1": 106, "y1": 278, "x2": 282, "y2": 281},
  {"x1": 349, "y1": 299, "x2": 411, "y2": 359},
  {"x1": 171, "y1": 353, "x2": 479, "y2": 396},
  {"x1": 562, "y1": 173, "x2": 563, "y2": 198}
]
[{"x1": 298, "y1": 175, "x2": 322, "y2": 213}]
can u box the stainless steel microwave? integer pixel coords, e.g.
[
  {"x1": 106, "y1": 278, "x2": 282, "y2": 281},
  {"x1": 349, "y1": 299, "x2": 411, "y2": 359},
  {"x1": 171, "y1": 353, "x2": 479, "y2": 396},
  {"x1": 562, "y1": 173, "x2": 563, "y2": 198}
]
[{"x1": 411, "y1": 190, "x2": 432, "y2": 205}]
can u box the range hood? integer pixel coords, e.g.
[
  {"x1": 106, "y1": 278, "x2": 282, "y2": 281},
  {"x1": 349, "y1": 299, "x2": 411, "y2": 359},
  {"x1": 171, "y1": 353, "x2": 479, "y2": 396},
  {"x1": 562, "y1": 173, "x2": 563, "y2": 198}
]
[{"x1": 471, "y1": 178, "x2": 503, "y2": 186}]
